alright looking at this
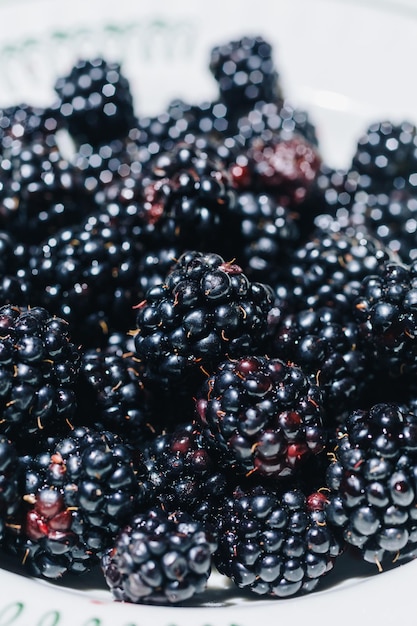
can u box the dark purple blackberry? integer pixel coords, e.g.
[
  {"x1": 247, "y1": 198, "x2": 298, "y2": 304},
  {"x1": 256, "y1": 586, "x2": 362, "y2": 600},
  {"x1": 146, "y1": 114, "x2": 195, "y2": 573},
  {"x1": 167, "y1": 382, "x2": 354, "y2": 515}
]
[
  {"x1": 195, "y1": 355, "x2": 326, "y2": 479},
  {"x1": 326, "y1": 402, "x2": 417, "y2": 566},
  {"x1": 134, "y1": 251, "x2": 274, "y2": 393},
  {"x1": 139, "y1": 143, "x2": 239, "y2": 255},
  {"x1": 282, "y1": 222, "x2": 398, "y2": 315},
  {"x1": 11, "y1": 426, "x2": 142, "y2": 579},
  {"x1": 0, "y1": 305, "x2": 81, "y2": 448},
  {"x1": 351, "y1": 120, "x2": 417, "y2": 187},
  {"x1": 231, "y1": 191, "x2": 300, "y2": 285},
  {"x1": 233, "y1": 99, "x2": 319, "y2": 148},
  {"x1": 140, "y1": 423, "x2": 229, "y2": 526},
  {"x1": 0, "y1": 435, "x2": 22, "y2": 546},
  {"x1": 77, "y1": 347, "x2": 158, "y2": 446},
  {"x1": 0, "y1": 137, "x2": 97, "y2": 244},
  {"x1": 353, "y1": 259, "x2": 417, "y2": 377},
  {"x1": 29, "y1": 212, "x2": 146, "y2": 348},
  {"x1": 213, "y1": 483, "x2": 341, "y2": 597},
  {"x1": 209, "y1": 35, "x2": 281, "y2": 118},
  {"x1": 102, "y1": 506, "x2": 216, "y2": 605},
  {"x1": 271, "y1": 307, "x2": 368, "y2": 423},
  {"x1": 53, "y1": 58, "x2": 136, "y2": 146},
  {"x1": 0, "y1": 103, "x2": 60, "y2": 148}
]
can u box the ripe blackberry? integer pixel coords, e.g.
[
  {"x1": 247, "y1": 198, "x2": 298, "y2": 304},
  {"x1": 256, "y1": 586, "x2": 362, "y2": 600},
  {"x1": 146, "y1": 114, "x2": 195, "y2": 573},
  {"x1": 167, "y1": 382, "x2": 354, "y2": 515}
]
[
  {"x1": 53, "y1": 58, "x2": 136, "y2": 146},
  {"x1": 77, "y1": 347, "x2": 158, "y2": 446},
  {"x1": 140, "y1": 423, "x2": 229, "y2": 526},
  {"x1": 29, "y1": 212, "x2": 146, "y2": 348},
  {"x1": 0, "y1": 103, "x2": 60, "y2": 147},
  {"x1": 134, "y1": 251, "x2": 274, "y2": 393},
  {"x1": 271, "y1": 306, "x2": 368, "y2": 423},
  {"x1": 353, "y1": 259, "x2": 417, "y2": 377},
  {"x1": 102, "y1": 506, "x2": 216, "y2": 605},
  {"x1": 139, "y1": 143, "x2": 239, "y2": 255},
  {"x1": 0, "y1": 137, "x2": 96, "y2": 244},
  {"x1": 0, "y1": 435, "x2": 22, "y2": 546},
  {"x1": 233, "y1": 99, "x2": 319, "y2": 148},
  {"x1": 351, "y1": 120, "x2": 417, "y2": 187},
  {"x1": 231, "y1": 191, "x2": 300, "y2": 285},
  {"x1": 195, "y1": 355, "x2": 326, "y2": 479},
  {"x1": 213, "y1": 484, "x2": 341, "y2": 597},
  {"x1": 209, "y1": 35, "x2": 281, "y2": 118},
  {"x1": 0, "y1": 305, "x2": 81, "y2": 448},
  {"x1": 326, "y1": 402, "x2": 417, "y2": 566},
  {"x1": 11, "y1": 426, "x2": 142, "y2": 579},
  {"x1": 282, "y1": 222, "x2": 398, "y2": 315}
]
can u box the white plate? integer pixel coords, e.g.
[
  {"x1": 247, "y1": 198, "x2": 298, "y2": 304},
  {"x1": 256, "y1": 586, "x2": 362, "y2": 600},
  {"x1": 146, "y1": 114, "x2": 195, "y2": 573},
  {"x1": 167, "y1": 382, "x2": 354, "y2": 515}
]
[{"x1": 1, "y1": 0, "x2": 417, "y2": 624}]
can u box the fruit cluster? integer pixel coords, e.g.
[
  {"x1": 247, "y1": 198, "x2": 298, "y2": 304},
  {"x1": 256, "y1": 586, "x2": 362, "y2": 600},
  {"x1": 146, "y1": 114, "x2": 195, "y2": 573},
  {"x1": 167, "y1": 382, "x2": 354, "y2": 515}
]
[{"x1": 1, "y1": 34, "x2": 417, "y2": 606}]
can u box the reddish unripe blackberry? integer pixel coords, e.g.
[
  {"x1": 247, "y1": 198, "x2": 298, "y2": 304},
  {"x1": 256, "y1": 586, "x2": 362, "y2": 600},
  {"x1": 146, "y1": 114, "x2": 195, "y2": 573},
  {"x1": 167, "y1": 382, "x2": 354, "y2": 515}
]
[
  {"x1": 195, "y1": 355, "x2": 326, "y2": 479},
  {"x1": 102, "y1": 506, "x2": 216, "y2": 604},
  {"x1": 213, "y1": 484, "x2": 341, "y2": 597},
  {"x1": 326, "y1": 402, "x2": 417, "y2": 566}
]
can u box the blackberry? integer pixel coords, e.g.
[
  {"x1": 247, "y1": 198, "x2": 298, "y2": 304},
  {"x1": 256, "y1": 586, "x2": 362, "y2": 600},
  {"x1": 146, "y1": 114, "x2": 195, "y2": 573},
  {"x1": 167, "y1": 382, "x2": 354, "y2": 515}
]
[
  {"x1": 282, "y1": 222, "x2": 398, "y2": 315},
  {"x1": 353, "y1": 259, "x2": 417, "y2": 377},
  {"x1": 134, "y1": 251, "x2": 274, "y2": 393},
  {"x1": 0, "y1": 435, "x2": 22, "y2": 545},
  {"x1": 195, "y1": 355, "x2": 326, "y2": 479},
  {"x1": 0, "y1": 137, "x2": 96, "y2": 244},
  {"x1": 102, "y1": 506, "x2": 216, "y2": 605},
  {"x1": 53, "y1": 58, "x2": 136, "y2": 146},
  {"x1": 351, "y1": 120, "x2": 417, "y2": 188},
  {"x1": 29, "y1": 212, "x2": 146, "y2": 348},
  {"x1": 326, "y1": 402, "x2": 417, "y2": 566},
  {"x1": 11, "y1": 426, "x2": 141, "y2": 579},
  {"x1": 0, "y1": 232, "x2": 32, "y2": 307},
  {"x1": 140, "y1": 423, "x2": 229, "y2": 526},
  {"x1": 213, "y1": 484, "x2": 341, "y2": 597},
  {"x1": 228, "y1": 133, "x2": 322, "y2": 235},
  {"x1": 0, "y1": 305, "x2": 81, "y2": 448},
  {"x1": 139, "y1": 143, "x2": 238, "y2": 255},
  {"x1": 209, "y1": 35, "x2": 281, "y2": 118},
  {"x1": 231, "y1": 191, "x2": 300, "y2": 285},
  {"x1": 233, "y1": 99, "x2": 319, "y2": 148},
  {"x1": 0, "y1": 103, "x2": 60, "y2": 148},
  {"x1": 77, "y1": 347, "x2": 158, "y2": 446},
  {"x1": 271, "y1": 306, "x2": 368, "y2": 423}
]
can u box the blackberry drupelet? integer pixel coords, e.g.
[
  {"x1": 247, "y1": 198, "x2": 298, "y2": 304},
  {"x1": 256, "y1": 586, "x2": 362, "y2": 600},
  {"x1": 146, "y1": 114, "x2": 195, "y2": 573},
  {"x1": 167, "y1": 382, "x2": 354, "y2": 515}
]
[
  {"x1": 0, "y1": 435, "x2": 22, "y2": 546},
  {"x1": 213, "y1": 483, "x2": 341, "y2": 597},
  {"x1": 209, "y1": 35, "x2": 281, "y2": 119},
  {"x1": 195, "y1": 355, "x2": 326, "y2": 479},
  {"x1": 326, "y1": 402, "x2": 417, "y2": 566},
  {"x1": 102, "y1": 506, "x2": 216, "y2": 604},
  {"x1": 53, "y1": 57, "x2": 136, "y2": 146},
  {"x1": 353, "y1": 259, "x2": 417, "y2": 377},
  {"x1": 134, "y1": 251, "x2": 274, "y2": 394},
  {"x1": 0, "y1": 305, "x2": 81, "y2": 448},
  {"x1": 11, "y1": 426, "x2": 142, "y2": 579},
  {"x1": 271, "y1": 306, "x2": 368, "y2": 424},
  {"x1": 140, "y1": 423, "x2": 229, "y2": 527}
]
